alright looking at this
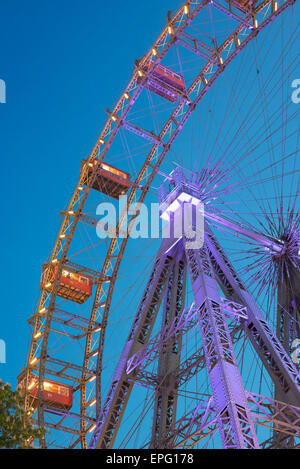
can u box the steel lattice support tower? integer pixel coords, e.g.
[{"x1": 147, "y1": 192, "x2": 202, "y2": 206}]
[
  {"x1": 277, "y1": 263, "x2": 300, "y2": 356},
  {"x1": 89, "y1": 167, "x2": 300, "y2": 449},
  {"x1": 150, "y1": 255, "x2": 187, "y2": 448},
  {"x1": 274, "y1": 241, "x2": 300, "y2": 446},
  {"x1": 91, "y1": 238, "x2": 176, "y2": 448},
  {"x1": 184, "y1": 241, "x2": 259, "y2": 448},
  {"x1": 204, "y1": 228, "x2": 299, "y2": 402}
]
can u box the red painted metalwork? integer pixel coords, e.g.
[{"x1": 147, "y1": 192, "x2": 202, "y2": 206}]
[
  {"x1": 83, "y1": 160, "x2": 131, "y2": 199},
  {"x1": 18, "y1": 374, "x2": 73, "y2": 410},
  {"x1": 40, "y1": 265, "x2": 93, "y2": 304},
  {"x1": 138, "y1": 61, "x2": 186, "y2": 102}
]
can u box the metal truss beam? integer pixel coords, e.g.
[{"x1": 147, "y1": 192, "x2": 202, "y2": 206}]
[
  {"x1": 32, "y1": 419, "x2": 82, "y2": 437},
  {"x1": 28, "y1": 307, "x2": 101, "y2": 335},
  {"x1": 167, "y1": 391, "x2": 300, "y2": 450},
  {"x1": 127, "y1": 302, "x2": 197, "y2": 374},
  {"x1": 206, "y1": 210, "x2": 283, "y2": 253},
  {"x1": 90, "y1": 237, "x2": 178, "y2": 448},
  {"x1": 49, "y1": 308, "x2": 101, "y2": 334},
  {"x1": 177, "y1": 322, "x2": 244, "y2": 388},
  {"x1": 122, "y1": 120, "x2": 166, "y2": 147},
  {"x1": 247, "y1": 392, "x2": 300, "y2": 436},
  {"x1": 261, "y1": 436, "x2": 300, "y2": 449},
  {"x1": 184, "y1": 240, "x2": 259, "y2": 449},
  {"x1": 176, "y1": 34, "x2": 216, "y2": 63},
  {"x1": 195, "y1": 221, "x2": 300, "y2": 449},
  {"x1": 205, "y1": 226, "x2": 300, "y2": 406},
  {"x1": 150, "y1": 256, "x2": 187, "y2": 448},
  {"x1": 44, "y1": 407, "x2": 96, "y2": 425},
  {"x1": 133, "y1": 370, "x2": 159, "y2": 389},
  {"x1": 44, "y1": 356, "x2": 96, "y2": 382},
  {"x1": 275, "y1": 260, "x2": 300, "y2": 445},
  {"x1": 133, "y1": 318, "x2": 243, "y2": 392},
  {"x1": 167, "y1": 397, "x2": 216, "y2": 449},
  {"x1": 210, "y1": 0, "x2": 254, "y2": 29},
  {"x1": 93, "y1": 221, "x2": 299, "y2": 449},
  {"x1": 277, "y1": 262, "x2": 300, "y2": 361}
]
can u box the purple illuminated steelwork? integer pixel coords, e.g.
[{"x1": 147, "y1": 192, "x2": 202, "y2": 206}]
[
  {"x1": 205, "y1": 226, "x2": 300, "y2": 405},
  {"x1": 167, "y1": 397, "x2": 217, "y2": 449},
  {"x1": 150, "y1": 254, "x2": 187, "y2": 448},
  {"x1": 89, "y1": 168, "x2": 299, "y2": 449},
  {"x1": 89, "y1": 237, "x2": 177, "y2": 449},
  {"x1": 122, "y1": 120, "x2": 165, "y2": 147},
  {"x1": 184, "y1": 241, "x2": 259, "y2": 449},
  {"x1": 128, "y1": 298, "x2": 246, "y2": 375},
  {"x1": 210, "y1": 0, "x2": 254, "y2": 28},
  {"x1": 167, "y1": 391, "x2": 300, "y2": 448},
  {"x1": 127, "y1": 303, "x2": 197, "y2": 375}
]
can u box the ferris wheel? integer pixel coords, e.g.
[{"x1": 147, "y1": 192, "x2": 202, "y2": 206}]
[{"x1": 19, "y1": 0, "x2": 300, "y2": 449}]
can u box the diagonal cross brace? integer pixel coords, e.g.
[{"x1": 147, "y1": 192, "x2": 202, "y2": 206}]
[
  {"x1": 89, "y1": 237, "x2": 178, "y2": 449},
  {"x1": 205, "y1": 226, "x2": 300, "y2": 406},
  {"x1": 184, "y1": 239, "x2": 259, "y2": 449}
]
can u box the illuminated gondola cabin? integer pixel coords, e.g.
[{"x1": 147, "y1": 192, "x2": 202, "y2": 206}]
[
  {"x1": 229, "y1": 0, "x2": 257, "y2": 11},
  {"x1": 83, "y1": 161, "x2": 131, "y2": 199},
  {"x1": 40, "y1": 265, "x2": 93, "y2": 304},
  {"x1": 18, "y1": 374, "x2": 73, "y2": 411},
  {"x1": 138, "y1": 61, "x2": 186, "y2": 102}
]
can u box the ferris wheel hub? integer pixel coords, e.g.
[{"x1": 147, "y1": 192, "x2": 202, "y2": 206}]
[{"x1": 159, "y1": 166, "x2": 204, "y2": 222}]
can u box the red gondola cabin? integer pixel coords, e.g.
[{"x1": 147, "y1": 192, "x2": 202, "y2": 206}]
[
  {"x1": 18, "y1": 374, "x2": 73, "y2": 411},
  {"x1": 138, "y1": 61, "x2": 186, "y2": 102},
  {"x1": 83, "y1": 160, "x2": 131, "y2": 199},
  {"x1": 40, "y1": 265, "x2": 93, "y2": 304},
  {"x1": 229, "y1": 0, "x2": 256, "y2": 11}
]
